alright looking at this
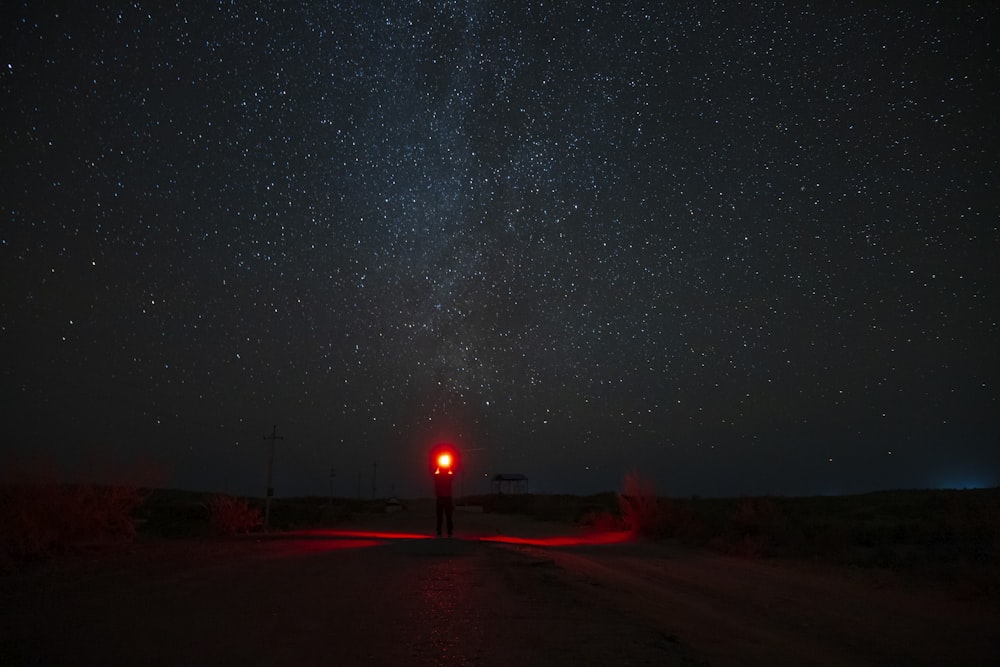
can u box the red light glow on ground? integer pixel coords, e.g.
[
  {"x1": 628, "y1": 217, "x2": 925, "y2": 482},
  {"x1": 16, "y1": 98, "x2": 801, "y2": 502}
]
[
  {"x1": 275, "y1": 538, "x2": 384, "y2": 554},
  {"x1": 257, "y1": 529, "x2": 432, "y2": 556},
  {"x1": 289, "y1": 529, "x2": 433, "y2": 541},
  {"x1": 261, "y1": 528, "x2": 633, "y2": 555},
  {"x1": 478, "y1": 531, "x2": 633, "y2": 548}
]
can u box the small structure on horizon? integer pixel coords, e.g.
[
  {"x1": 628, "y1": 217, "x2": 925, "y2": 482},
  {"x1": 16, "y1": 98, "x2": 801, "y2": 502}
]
[{"x1": 492, "y1": 473, "x2": 528, "y2": 495}]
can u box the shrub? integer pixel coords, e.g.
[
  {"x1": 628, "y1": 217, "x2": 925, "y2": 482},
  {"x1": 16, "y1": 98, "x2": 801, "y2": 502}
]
[
  {"x1": 668, "y1": 501, "x2": 711, "y2": 544},
  {"x1": 207, "y1": 494, "x2": 262, "y2": 536},
  {"x1": 709, "y1": 497, "x2": 785, "y2": 558},
  {"x1": 730, "y1": 497, "x2": 783, "y2": 535},
  {"x1": 68, "y1": 483, "x2": 144, "y2": 543},
  {"x1": 0, "y1": 477, "x2": 64, "y2": 560},
  {"x1": 743, "y1": 498, "x2": 782, "y2": 547},
  {"x1": 0, "y1": 453, "x2": 152, "y2": 561},
  {"x1": 577, "y1": 507, "x2": 627, "y2": 532},
  {"x1": 618, "y1": 471, "x2": 665, "y2": 537}
]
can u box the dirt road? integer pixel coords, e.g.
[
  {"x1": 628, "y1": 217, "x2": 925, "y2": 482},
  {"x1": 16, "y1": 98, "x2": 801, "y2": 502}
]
[
  {"x1": 535, "y1": 541, "x2": 1000, "y2": 666},
  {"x1": 2, "y1": 505, "x2": 998, "y2": 666},
  {"x1": 0, "y1": 508, "x2": 689, "y2": 666}
]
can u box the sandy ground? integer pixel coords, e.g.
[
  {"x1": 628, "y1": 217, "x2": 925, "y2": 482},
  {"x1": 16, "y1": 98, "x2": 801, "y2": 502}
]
[{"x1": 2, "y1": 503, "x2": 998, "y2": 666}]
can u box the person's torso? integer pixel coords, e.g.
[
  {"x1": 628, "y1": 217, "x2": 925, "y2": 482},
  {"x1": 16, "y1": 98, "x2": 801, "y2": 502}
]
[{"x1": 434, "y1": 471, "x2": 454, "y2": 496}]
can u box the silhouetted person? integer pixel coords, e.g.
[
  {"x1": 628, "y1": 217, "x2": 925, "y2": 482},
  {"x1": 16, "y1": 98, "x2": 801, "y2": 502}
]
[{"x1": 433, "y1": 452, "x2": 455, "y2": 537}]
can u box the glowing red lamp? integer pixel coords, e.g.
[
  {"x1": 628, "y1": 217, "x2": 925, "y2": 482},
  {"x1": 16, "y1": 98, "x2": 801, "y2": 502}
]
[{"x1": 431, "y1": 444, "x2": 459, "y2": 476}]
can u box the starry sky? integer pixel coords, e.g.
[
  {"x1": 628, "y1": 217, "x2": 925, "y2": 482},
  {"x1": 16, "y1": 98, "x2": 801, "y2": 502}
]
[{"x1": 3, "y1": 2, "x2": 998, "y2": 499}]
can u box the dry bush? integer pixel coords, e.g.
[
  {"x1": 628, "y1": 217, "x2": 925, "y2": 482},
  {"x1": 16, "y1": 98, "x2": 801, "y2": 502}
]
[
  {"x1": 0, "y1": 457, "x2": 65, "y2": 559},
  {"x1": 666, "y1": 500, "x2": 711, "y2": 544},
  {"x1": 0, "y1": 453, "x2": 154, "y2": 561},
  {"x1": 66, "y1": 483, "x2": 145, "y2": 543},
  {"x1": 618, "y1": 471, "x2": 665, "y2": 537},
  {"x1": 717, "y1": 497, "x2": 785, "y2": 558},
  {"x1": 946, "y1": 491, "x2": 1000, "y2": 597},
  {"x1": 730, "y1": 497, "x2": 783, "y2": 534},
  {"x1": 207, "y1": 494, "x2": 262, "y2": 536},
  {"x1": 577, "y1": 507, "x2": 627, "y2": 532}
]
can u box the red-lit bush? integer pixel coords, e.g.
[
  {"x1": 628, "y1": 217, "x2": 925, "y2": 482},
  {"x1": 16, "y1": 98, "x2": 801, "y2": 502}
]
[
  {"x1": 0, "y1": 454, "x2": 152, "y2": 562},
  {"x1": 618, "y1": 471, "x2": 665, "y2": 537},
  {"x1": 206, "y1": 494, "x2": 262, "y2": 536},
  {"x1": 577, "y1": 506, "x2": 627, "y2": 532}
]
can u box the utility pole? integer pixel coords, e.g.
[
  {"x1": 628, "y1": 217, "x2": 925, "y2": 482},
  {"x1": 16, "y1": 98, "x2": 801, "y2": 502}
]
[
  {"x1": 372, "y1": 462, "x2": 377, "y2": 499},
  {"x1": 263, "y1": 425, "x2": 283, "y2": 530}
]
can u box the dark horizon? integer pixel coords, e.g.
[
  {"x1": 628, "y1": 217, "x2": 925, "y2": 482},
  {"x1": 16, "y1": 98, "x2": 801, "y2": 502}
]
[{"x1": 7, "y1": 432, "x2": 997, "y2": 501}]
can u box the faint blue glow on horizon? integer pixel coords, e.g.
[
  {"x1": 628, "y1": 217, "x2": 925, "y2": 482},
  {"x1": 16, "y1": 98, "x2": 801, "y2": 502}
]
[{"x1": 931, "y1": 477, "x2": 995, "y2": 491}]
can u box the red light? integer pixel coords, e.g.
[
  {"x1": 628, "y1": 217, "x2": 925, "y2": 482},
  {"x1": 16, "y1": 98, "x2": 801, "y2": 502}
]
[{"x1": 430, "y1": 444, "x2": 459, "y2": 476}]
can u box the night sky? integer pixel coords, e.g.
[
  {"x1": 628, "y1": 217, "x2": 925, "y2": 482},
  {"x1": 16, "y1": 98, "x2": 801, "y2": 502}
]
[{"x1": 3, "y1": 2, "x2": 998, "y2": 499}]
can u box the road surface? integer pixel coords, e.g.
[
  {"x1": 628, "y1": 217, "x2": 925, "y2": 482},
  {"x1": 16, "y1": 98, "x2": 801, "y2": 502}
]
[{"x1": 2, "y1": 504, "x2": 998, "y2": 666}]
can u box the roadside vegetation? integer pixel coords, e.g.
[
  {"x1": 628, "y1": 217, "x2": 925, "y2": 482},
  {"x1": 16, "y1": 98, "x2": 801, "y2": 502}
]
[
  {"x1": 0, "y1": 452, "x2": 157, "y2": 567},
  {"x1": 475, "y1": 477, "x2": 999, "y2": 597},
  {"x1": 3, "y1": 456, "x2": 996, "y2": 597}
]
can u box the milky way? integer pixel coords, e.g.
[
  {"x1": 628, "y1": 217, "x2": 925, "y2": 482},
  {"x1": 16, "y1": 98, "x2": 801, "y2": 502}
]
[{"x1": 3, "y1": 2, "x2": 998, "y2": 497}]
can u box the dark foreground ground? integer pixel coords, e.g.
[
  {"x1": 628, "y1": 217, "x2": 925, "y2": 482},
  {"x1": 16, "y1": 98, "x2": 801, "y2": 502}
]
[{"x1": 2, "y1": 504, "x2": 998, "y2": 666}]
